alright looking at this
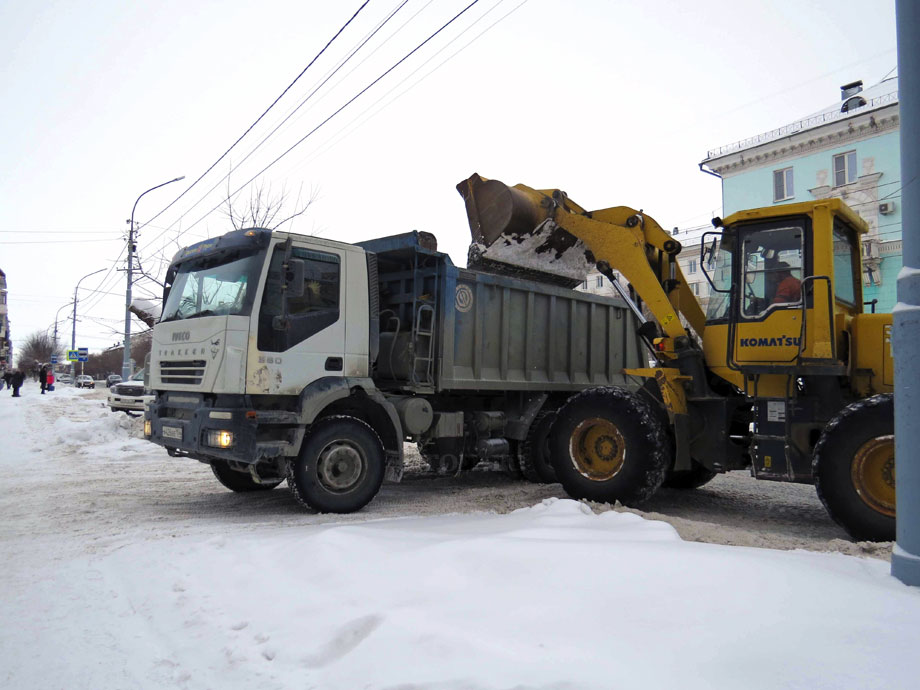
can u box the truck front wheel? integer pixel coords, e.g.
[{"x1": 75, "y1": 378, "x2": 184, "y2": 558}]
[
  {"x1": 288, "y1": 416, "x2": 385, "y2": 513},
  {"x1": 549, "y1": 387, "x2": 669, "y2": 505},
  {"x1": 813, "y1": 395, "x2": 895, "y2": 542}
]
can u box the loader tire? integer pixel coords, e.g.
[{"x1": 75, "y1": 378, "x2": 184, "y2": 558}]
[
  {"x1": 211, "y1": 462, "x2": 283, "y2": 492},
  {"x1": 813, "y1": 395, "x2": 895, "y2": 542},
  {"x1": 662, "y1": 461, "x2": 717, "y2": 490},
  {"x1": 519, "y1": 411, "x2": 557, "y2": 483},
  {"x1": 288, "y1": 416, "x2": 385, "y2": 513},
  {"x1": 549, "y1": 387, "x2": 670, "y2": 505}
]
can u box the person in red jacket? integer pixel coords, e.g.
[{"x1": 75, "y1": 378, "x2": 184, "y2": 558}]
[{"x1": 772, "y1": 262, "x2": 802, "y2": 304}]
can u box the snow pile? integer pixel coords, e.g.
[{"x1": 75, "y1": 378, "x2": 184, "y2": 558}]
[{"x1": 4, "y1": 498, "x2": 920, "y2": 689}]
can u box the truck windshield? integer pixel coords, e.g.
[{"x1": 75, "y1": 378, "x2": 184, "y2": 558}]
[{"x1": 161, "y1": 249, "x2": 266, "y2": 322}]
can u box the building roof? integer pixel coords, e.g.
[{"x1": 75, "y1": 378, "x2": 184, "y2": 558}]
[{"x1": 704, "y1": 75, "x2": 898, "y2": 162}]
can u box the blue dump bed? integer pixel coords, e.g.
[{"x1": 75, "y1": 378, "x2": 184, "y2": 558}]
[{"x1": 357, "y1": 231, "x2": 645, "y2": 393}]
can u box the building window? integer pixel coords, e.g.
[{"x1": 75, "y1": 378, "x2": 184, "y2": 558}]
[
  {"x1": 773, "y1": 167, "x2": 794, "y2": 202},
  {"x1": 596, "y1": 275, "x2": 604, "y2": 288},
  {"x1": 691, "y1": 282, "x2": 700, "y2": 296},
  {"x1": 582, "y1": 280, "x2": 588, "y2": 289},
  {"x1": 687, "y1": 259, "x2": 697, "y2": 274},
  {"x1": 833, "y1": 151, "x2": 857, "y2": 187}
]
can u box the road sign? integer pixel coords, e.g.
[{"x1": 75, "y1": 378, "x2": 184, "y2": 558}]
[
  {"x1": 78, "y1": 356, "x2": 88, "y2": 362},
  {"x1": 77, "y1": 347, "x2": 88, "y2": 357},
  {"x1": 50, "y1": 355, "x2": 58, "y2": 364},
  {"x1": 66, "y1": 350, "x2": 79, "y2": 362}
]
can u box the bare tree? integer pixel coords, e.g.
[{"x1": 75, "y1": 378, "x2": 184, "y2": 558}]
[
  {"x1": 223, "y1": 177, "x2": 317, "y2": 232},
  {"x1": 16, "y1": 331, "x2": 60, "y2": 368}
]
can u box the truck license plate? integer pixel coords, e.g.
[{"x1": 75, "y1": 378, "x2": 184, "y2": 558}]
[{"x1": 162, "y1": 426, "x2": 182, "y2": 440}]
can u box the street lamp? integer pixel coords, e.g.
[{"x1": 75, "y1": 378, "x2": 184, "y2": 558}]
[
  {"x1": 72, "y1": 268, "x2": 106, "y2": 375},
  {"x1": 123, "y1": 175, "x2": 185, "y2": 379}
]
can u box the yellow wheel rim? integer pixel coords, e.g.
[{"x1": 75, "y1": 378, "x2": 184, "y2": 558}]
[
  {"x1": 569, "y1": 417, "x2": 626, "y2": 481},
  {"x1": 851, "y1": 435, "x2": 895, "y2": 517}
]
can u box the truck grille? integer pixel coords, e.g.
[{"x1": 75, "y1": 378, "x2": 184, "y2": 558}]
[
  {"x1": 117, "y1": 384, "x2": 145, "y2": 397},
  {"x1": 160, "y1": 359, "x2": 206, "y2": 385}
]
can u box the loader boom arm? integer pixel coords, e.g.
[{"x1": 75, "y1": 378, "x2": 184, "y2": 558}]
[{"x1": 458, "y1": 174, "x2": 706, "y2": 344}]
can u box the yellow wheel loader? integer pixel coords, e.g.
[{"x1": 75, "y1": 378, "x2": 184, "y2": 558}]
[{"x1": 459, "y1": 174, "x2": 895, "y2": 541}]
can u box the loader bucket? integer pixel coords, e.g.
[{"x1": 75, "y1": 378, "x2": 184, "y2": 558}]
[{"x1": 457, "y1": 173, "x2": 592, "y2": 288}]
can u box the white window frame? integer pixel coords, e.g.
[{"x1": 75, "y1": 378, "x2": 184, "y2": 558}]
[
  {"x1": 833, "y1": 151, "x2": 857, "y2": 187},
  {"x1": 687, "y1": 259, "x2": 697, "y2": 274},
  {"x1": 773, "y1": 167, "x2": 794, "y2": 202}
]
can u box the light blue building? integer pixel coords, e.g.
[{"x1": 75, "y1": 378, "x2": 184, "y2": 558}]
[{"x1": 701, "y1": 76, "x2": 901, "y2": 312}]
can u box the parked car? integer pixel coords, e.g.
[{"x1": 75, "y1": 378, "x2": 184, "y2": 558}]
[
  {"x1": 75, "y1": 375, "x2": 95, "y2": 389},
  {"x1": 108, "y1": 371, "x2": 152, "y2": 416},
  {"x1": 106, "y1": 374, "x2": 123, "y2": 387},
  {"x1": 58, "y1": 373, "x2": 73, "y2": 384}
]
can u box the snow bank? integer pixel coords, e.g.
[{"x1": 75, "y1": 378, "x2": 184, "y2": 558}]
[{"x1": 5, "y1": 498, "x2": 918, "y2": 690}]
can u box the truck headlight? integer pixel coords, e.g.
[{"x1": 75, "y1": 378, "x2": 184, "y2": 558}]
[
  {"x1": 144, "y1": 420, "x2": 152, "y2": 437},
  {"x1": 207, "y1": 430, "x2": 235, "y2": 448}
]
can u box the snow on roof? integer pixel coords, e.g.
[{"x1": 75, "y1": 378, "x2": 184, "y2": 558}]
[{"x1": 705, "y1": 75, "x2": 899, "y2": 161}]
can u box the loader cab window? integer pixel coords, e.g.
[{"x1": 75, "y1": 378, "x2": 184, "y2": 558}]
[
  {"x1": 833, "y1": 220, "x2": 859, "y2": 307},
  {"x1": 257, "y1": 246, "x2": 341, "y2": 352},
  {"x1": 739, "y1": 223, "x2": 804, "y2": 319},
  {"x1": 703, "y1": 233, "x2": 734, "y2": 322}
]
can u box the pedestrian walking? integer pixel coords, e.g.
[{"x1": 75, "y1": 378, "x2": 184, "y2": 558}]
[
  {"x1": 11, "y1": 370, "x2": 25, "y2": 397},
  {"x1": 39, "y1": 364, "x2": 49, "y2": 395},
  {"x1": 2, "y1": 370, "x2": 11, "y2": 392}
]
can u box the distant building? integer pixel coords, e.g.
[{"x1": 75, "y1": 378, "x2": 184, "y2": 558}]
[
  {"x1": 0, "y1": 268, "x2": 11, "y2": 369},
  {"x1": 701, "y1": 75, "x2": 901, "y2": 312}
]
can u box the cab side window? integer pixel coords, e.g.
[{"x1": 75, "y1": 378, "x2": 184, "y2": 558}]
[
  {"x1": 258, "y1": 247, "x2": 341, "y2": 352},
  {"x1": 740, "y1": 225, "x2": 804, "y2": 318}
]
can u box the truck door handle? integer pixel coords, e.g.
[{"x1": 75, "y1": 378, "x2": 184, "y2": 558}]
[{"x1": 325, "y1": 357, "x2": 343, "y2": 371}]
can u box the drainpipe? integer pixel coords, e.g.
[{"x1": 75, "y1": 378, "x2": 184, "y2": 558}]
[{"x1": 892, "y1": 0, "x2": 920, "y2": 587}]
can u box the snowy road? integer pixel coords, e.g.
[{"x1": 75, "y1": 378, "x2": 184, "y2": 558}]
[{"x1": 1, "y1": 386, "x2": 916, "y2": 689}]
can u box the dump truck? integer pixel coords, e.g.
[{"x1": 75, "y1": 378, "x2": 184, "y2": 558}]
[
  {"x1": 143, "y1": 225, "x2": 646, "y2": 513},
  {"x1": 458, "y1": 173, "x2": 896, "y2": 541}
]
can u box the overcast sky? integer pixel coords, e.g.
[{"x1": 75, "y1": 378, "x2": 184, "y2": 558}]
[{"x1": 0, "y1": 0, "x2": 898, "y2": 356}]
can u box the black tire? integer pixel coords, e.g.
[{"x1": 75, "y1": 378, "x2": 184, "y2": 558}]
[
  {"x1": 288, "y1": 416, "x2": 385, "y2": 513},
  {"x1": 549, "y1": 387, "x2": 670, "y2": 505},
  {"x1": 662, "y1": 461, "x2": 717, "y2": 490},
  {"x1": 519, "y1": 411, "x2": 557, "y2": 483},
  {"x1": 211, "y1": 462, "x2": 283, "y2": 492},
  {"x1": 813, "y1": 394, "x2": 895, "y2": 542}
]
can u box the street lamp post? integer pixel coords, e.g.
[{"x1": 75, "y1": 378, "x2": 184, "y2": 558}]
[
  {"x1": 72, "y1": 268, "x2": 106, "y2": 376},
  {"x1": 52, "y1": 300, "x2": 74, "y2": 353},
  {"x1": 123, "y1": 176, "x2": 184, "y2": 379}
]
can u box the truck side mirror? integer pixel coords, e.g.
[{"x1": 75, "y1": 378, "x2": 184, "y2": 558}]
[{"x1": 285, "y1": 258, "x2": 305, "y2": 298}]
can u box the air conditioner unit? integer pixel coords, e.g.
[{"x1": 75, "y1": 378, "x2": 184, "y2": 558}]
[{"x1": 879, "y1": 201, "x2": 896, "y2": 215}]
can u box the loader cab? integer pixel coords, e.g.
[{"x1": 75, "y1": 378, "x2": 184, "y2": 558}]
[{"x1": 700, "y1": 200, "x2": 866, "y2": 396}]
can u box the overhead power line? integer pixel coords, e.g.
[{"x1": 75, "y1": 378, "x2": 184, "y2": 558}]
[
  {"x1": 141, "y1": 0, "x2": 372, "y2": 234},
  {"x1": 139, "y1": 0, "x2": 414, "y2": 258},
  {"x1": 167, "y1": 0, "x2": 484, "y2": 248}
]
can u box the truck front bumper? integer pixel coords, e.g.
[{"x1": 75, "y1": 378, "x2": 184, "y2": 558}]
[{"x1": 145, "y1": 392, "x2": 281, "y2": 465}]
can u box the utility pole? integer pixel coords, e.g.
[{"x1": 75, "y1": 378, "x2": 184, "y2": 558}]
[
  {"x1": 123, "y1": 176, "x2": 184, "y2": 380},
  {"x1": 892, "y1": 0, "x2": 920, "y2": 586}
]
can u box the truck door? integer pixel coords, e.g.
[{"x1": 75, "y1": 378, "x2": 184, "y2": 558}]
[
  {"x1": 732, "y1": 220, "x2": 809, "y2": 368},
  {"x1": 247, "y1": 242, "x2": 346, "y2": 395}
]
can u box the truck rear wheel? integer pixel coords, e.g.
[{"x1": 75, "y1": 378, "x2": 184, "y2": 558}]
[
  {"x1": 813, "y1": 395, "x2": 895, "y2": 542},
  {"x1": 549, "y1": 387, "x2": 669, "y2": 505},
  {"x1": 211, "y1": 462, "x2": 283, "y2": 492},
  {"x1": 288, "y1": 416, "x2": 385, "y2": 513},
  {"x1": 519, "y1": 411, "x2": 557, "y2": 483}
]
